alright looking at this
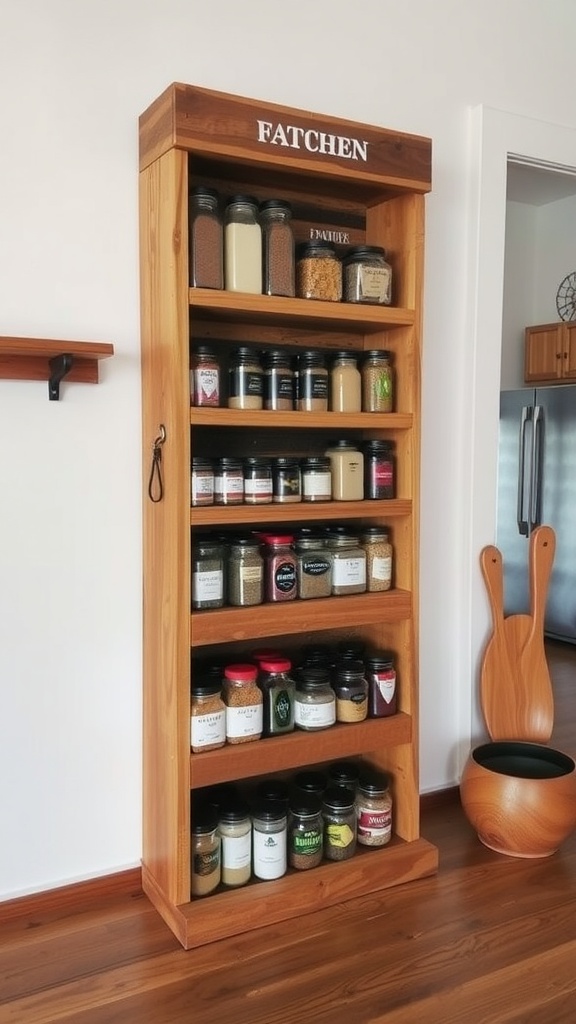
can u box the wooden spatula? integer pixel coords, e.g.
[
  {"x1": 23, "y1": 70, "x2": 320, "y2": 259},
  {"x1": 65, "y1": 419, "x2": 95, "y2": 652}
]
[{"x1": 516, "y1": 524, "x2": 555, "y2": 741}]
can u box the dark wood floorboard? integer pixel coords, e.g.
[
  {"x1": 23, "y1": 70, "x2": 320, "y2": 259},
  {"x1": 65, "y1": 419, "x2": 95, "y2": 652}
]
[{"x1": 1, "y1": 640, "x2": 575, "y2": 1023}]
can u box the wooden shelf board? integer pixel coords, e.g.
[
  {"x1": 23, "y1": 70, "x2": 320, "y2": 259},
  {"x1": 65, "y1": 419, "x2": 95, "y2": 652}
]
[
  {"x1": 191, "y1": 498, "x2": 412, "y2": 527},
  {"x1": 190, "y1": 713, "x2": 412, "y2": 788},
  {"x1": 0, "y1": 337, "x2": 114, "y2": 384},
  {"x1": 191, "y1": 589, "x2": 412, "y2": 646},
  {"x1": 190, "y1": 407, "x2": 412, "y2": 430},
  {"x1": 143, "y1": 835, "x2": 439, "y2": 949}
]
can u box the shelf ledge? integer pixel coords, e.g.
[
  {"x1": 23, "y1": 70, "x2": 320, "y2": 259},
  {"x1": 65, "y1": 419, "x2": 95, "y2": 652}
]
[{"x1": 0, "y1": 336, "x2": 114, "y2": 400}]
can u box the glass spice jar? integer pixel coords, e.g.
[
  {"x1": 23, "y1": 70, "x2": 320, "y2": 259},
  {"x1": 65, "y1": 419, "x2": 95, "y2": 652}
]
[
  {"x1": 191, "y1": 344, "x2": 221, "y2": 407},
  {"x1": 214, "y1": 457, "x2": 244, "y2": 505},
  {"x1": 272, "y1": 457, "x2": 301, "y2": 504},
  {"x1": 294, "y1": 667, "x2": 336, "y2": 731},
  {"x1": 362, "y1": 440, "x2": 395, "y2": 500},
  {"x1": 300, "y1": 457, "x2": 332, "y2": 502},
  {"x1": 296, "y1": 350, "x2": 329, "y2": 411},
  {"x1": 342, "y1": 245, "x2": 392, "y2": 305},
  {"x1": 296, "y1": 240, "x2": 342, "y2": 301},
  {"x1": 295, "y1": 533, "x2": 332, "y2": 600},
  {"x1": 327, "y1": 760, "x2": 360, "y2": 795},
  {"x1": 263, "y1": 534, "x2": 298, "y2": 602},
  {"x1": 288, "y1": 793, "x2": 324, "y2": 870},
  {"x1": 258, "y1": 657, "x2": 295, "y2": 736},
  {"x1": 365, "y1": 654, "x2": 397, "y2": 717},
  {"x1": 218, "y1": 801, "x2": 252, "y2": 887},
  {"x1": 262, "y1": 349, "x2": 294, "y2": 410},
  {"x1": 226, "y1": 536, "x2": 264, "y2": 607},
  {"x1": 243, "y1": 457, "x2": 273, "y2": 505},
  {"x1": 355, "y1": 771, "x2": 393, "y2": 848},
  {"x1": 224, "y1": 194, "x2": 262, "y2": 294},
  {"x1": 360, "y1": 527, "x2": 393, "y2": 592},
  {"x1": 191, "y1": 679, "x2": 226, "y2": 753},
  {"x1": 260, "y1": 199, "x2": 295, "y2": 297},
  {"x1": 361, "y1": 350, "x2": 394, "y2": 413},
  {"x1": 293, "y1": 770, "x2": 328, "y2": 798},
  {"x1": 228, "y1": 346, "x2": 264, "y2": 410},
  {"x1": 188, "y1": 185, "x2": 223, "y2": 290},
  {"x1": 252, "y1": 800, "x2": 288, "y2": 880},
  {"x1": 191, "y1": 457, "x2": 214, "y2": 508},
  {"x1": 322, "y1": 786, "x2": 357, "y2": 861},
  {"x1": 191, "y1": 803, "x2": 221, "y2": 897},
  {"x1": 326, "y1": 532, "x2": 367, "y2": 596},
  {"x1": 192, "y1": 537, "x2": 224, "y2": 610},
  {"x1": 223, "y1": 664, "x2": 263, "y2": 744},
  {"x1": 333, "y1": 661, "x2": 368, "y2": 724},
  {"x1": 330, "y1": 351, "x2": 362, "y2": 412},
  {"x1": 324, "y1": 440, "x2": 364, "y2": 501}
]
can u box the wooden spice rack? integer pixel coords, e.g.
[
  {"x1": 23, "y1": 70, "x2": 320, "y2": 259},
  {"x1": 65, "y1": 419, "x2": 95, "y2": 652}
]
[
  {"x1": 139, "y1": 81, "x2": 438, "y2": 950},
  {"x1": 0, "y1": 336, "x2": 114, "y2": 399}
]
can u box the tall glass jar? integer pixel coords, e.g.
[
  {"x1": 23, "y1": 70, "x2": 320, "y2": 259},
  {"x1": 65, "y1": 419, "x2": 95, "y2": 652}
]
[
  {"x1": 214, "y1": 457, "x2": 244, "y2": 505},
  {"x1": 228, "y1": 346, "x2": 264, "y2": 410},
  {"x1": 191, "y1": 803, "x2": 221, "y2": 897},
  {"x1": 243, "y1": 457, "x2": 273, "y2": 505},
  {"x1": 189, "y1": 186, "x2": 223, "y2": 290},
  {"x1": 227, "y1": 537, "x2": 264, "y2": 607},
  {"x1": 296, "y1": 350, "x2": 329, "y2": 411},
  {"x1": 294, "y1": 667, "x2": 336, "y2": 731},
  {"x1": 272, "y1": 457, "x2": 301, "y2": 504},
  {"x1": 260, "y1": 200, "x2": 295, "y2": 297},
  {"x1": 330, "y1": 351, "x2": 362, "y2": 412},
  {"x1": 223, "y1": 664, "x2": 263, "y2": 743},
  {"x1": 262, "y1": 349, "x2": 294, "y2": 410},
  {"x1": 224, "y1": 194, "x2": 262, "y2": 294},
  {"x1": 258, "y1": 657, "x2": 295, "y2": 736},
  {"x1": 326, "y1": 532, "x2": 367, "y2": 596},
  {"x1": 365, "y1": 654, "x2": 397, "y2": 717},
  {"x1": 322, "y1": 786, "x2": 357, "y2": 861},
  {"x1": 191, "y1": 457, "x2": 214, "y2": 508},
  {"x1": 342, "y1": 245, "x2": 392, "y2": 305},
  {"x1": 263, "y1": 534, "x2": 297, "y2": 602},
  {"x1": 218, "y1": 801, "x2": 252, "y2": 887},
  {"x1": 324, "y1": 440, "x2": 364, "y2": 501},
  {"x1": 191, "y1": 537, "x2": 224, "y2": 610},
  {"x1": 361, "y1": 350, "x2": 394, "y2": 413},
  {"x1": 252, "y1": 801, "x2": 287, "y2": 880},
  {"x1": 360, "y1": 526, "x2": 393, "y2": 592},
  {"x1": 327, "y1": 760, "x2": 360, "y2": 794},
  {"x1": 288, "y1": 793, "x2": 323, "y2": 870},
  {"x1": 191, "y1": 344, "x2": 220, "y2": 407},
  {"x1": 362, "y1": 440, "x2": 395, "y2": 499},
  {"x1": 296, "y1": 241, "x2": 342, "y2": 301}
]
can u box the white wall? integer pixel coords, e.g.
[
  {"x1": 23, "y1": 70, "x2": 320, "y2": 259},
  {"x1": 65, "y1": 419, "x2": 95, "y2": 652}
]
[{"x1": 3, "y1": 0, "x2": 576, "y2": 899}]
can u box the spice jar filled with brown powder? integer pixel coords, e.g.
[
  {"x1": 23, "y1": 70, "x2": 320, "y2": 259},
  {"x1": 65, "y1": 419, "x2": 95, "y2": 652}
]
[
  {"x1": 189, "y1": 186, "x2": 223, "y2": 290},
  {"x1": 223, "y1": 663, "x2": 263, "y2": 743},
  {"x1": 260, "y1": 200, "x2": 295, "y2": 297},
  {"x1": 191, "y1": 679, "x2": 226, "y2": 753},
  {"x1": 191, "y1": 803, "x2": 221, "y2": 897}
]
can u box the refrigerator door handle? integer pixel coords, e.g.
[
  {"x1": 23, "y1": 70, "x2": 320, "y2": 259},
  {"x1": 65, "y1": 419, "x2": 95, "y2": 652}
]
[
  {"x1": 517, "y1": 405, "x2": 532, "y2": 536},
  {"x1": 530, "y1": 404, "x2": 544, "y2": 530}
]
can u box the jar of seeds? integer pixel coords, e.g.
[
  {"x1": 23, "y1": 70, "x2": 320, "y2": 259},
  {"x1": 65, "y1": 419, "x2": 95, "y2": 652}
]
[
  {"x1": 295, "y1": 533, "x2": 332, "y2": 599},
  {"x1": 191, "y1": 803, "x2": 221, "y2": 897},
  {"x1": 342, "y1": 245, "x2": 392, "y2": 305},
  {"x1": 355, "y1": 771, "x2": 392, "y2": 848},
  {"x1": 322, "y1": 786, "x2": 357, "y2": 861},
  {"x1": 189, "y1": 186, "x2": 223, "y2": 290},
  {"x1": 192, "y1": 537, "x2": 225, "y2": 610},
  {"x1": 223, "y1": 664, "x2": 263, "y2": 744},
  {"x1": 296, "y1": 241, "x2": 342, "y2": 302},
  {"x1": 360, "y1": 527, "x2": 393, "y2": 592},
  {"x1": 260, "y1": 200, "x2": 295, "y2": 297},
  {"x1": 288, "y1": 793, "x2": 323, "y2": 870},
  {"x1": 361, "y1": 350, "x2": 394, "y2": 413},
  {"x1": 326, "y1": 532, "x2": 366, "y2": 596},
  {"x1": 191, "y1": 679, "x2": 226, "y2": 753},
  {"x1": 227, "y1": 537, "x2": 264, "y2": 607}
]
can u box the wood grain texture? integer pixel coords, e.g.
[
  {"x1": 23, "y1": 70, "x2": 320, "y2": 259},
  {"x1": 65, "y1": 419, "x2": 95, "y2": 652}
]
[{"x1": 0, "y1": 337, "x2": 113, "y2": 384}]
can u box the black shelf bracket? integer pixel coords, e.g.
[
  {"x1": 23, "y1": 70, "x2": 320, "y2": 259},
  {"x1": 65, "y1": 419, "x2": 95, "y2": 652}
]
[{"x1": 48, "y1": 353, "x2": 73, "y2": 401}]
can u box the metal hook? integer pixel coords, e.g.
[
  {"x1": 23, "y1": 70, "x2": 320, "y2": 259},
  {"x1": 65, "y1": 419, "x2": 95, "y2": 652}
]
[{"x1": 153, "y1": 424, "x2": 166, "y2": 449}]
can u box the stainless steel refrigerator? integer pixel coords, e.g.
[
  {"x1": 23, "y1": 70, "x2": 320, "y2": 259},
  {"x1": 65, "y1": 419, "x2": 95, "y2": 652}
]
[{"x1": 496, "y1": 385, "x2": 576, "y2": 642}]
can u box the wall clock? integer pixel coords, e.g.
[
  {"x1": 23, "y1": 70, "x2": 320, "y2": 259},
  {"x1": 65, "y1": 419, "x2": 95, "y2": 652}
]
[{"x1": 556, "y1": 271, "x2": 576, "y2": 321}]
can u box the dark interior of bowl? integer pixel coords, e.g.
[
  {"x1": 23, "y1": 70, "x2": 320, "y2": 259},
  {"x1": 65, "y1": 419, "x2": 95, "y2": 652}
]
[{"x1": 473, "y1": 742, "x2": 575, "y2": 779}]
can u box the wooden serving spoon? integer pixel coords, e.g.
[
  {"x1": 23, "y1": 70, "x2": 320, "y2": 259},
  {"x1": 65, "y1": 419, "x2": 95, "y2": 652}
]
[{"x1": 515, "y1": 524, "x2": 555, "y2": 741}]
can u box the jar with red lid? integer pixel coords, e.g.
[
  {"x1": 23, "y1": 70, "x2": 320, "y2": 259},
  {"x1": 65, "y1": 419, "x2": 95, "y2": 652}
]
[
  {"x1": 223, "y1": 664, "x2": 263, "y2": 743},
  {"x1": 263, "y1": 534, "x2": 297, "y2": 602},
  {"x1": 258, "y1": 658, "x2": 295, "y2": 736}
]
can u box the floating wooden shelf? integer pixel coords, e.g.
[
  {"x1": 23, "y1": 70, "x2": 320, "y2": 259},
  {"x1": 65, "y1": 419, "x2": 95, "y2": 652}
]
[{"x1": 0, "y1": 336, "x2": 114, "y2": 399}]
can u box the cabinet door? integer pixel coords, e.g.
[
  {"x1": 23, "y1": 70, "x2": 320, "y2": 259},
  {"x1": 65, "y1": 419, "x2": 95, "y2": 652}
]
[
  {"x1": 562, "y1": 323, "x2": 576, "y2": 379},
  {"x1": 524, "y1": 324, "x2": 562, "y2": 382}
]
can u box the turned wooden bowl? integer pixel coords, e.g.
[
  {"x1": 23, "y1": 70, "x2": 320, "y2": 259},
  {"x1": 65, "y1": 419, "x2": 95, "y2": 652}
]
[{"x1": 460, "y1": 741, "x2": 576, "y2": 858}]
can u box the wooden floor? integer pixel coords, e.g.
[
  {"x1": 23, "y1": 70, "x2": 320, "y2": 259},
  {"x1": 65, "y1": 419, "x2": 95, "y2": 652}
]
[{"x1": 2, "y1": 640, "x2": 576, "y2": 1024}]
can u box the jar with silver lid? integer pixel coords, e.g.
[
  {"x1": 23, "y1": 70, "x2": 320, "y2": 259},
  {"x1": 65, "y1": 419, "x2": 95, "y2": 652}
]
[
  {"x1": 296, "y1": 241, "x2": 342, "y2": 301},
  {"x1": 355, "y1": 771, "x2": 393, "y2": 847},
  {"x1": 294, "y1": 667, "x2": 336, "y2": 731},
  {"x1": 343, "y1": 245, "x2": 392, "y2": 305},
  {"x1": 252, "y1": 800, "x2": 287, "y2": 880},
  {"x1": 326, "y1": 531, "x2": 367, "y2": 596},
  {"x1": 192, "y1": 537, "x2": 225, "y2": 610},
  {"x1": 322, "y1": 786, "x2": 357, "y2": 861}
]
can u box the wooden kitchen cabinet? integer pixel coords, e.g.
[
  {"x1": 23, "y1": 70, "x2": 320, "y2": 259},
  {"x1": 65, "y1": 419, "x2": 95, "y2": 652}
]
[
  {"x1": 138, "y1": 82, "x2": 438, "y2": 949},
  {"x1": 524, "y1": 322, "x2": 576, "y2": 383}
]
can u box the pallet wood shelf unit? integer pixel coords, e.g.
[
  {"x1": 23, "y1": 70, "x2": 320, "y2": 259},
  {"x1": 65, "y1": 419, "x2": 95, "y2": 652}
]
[
  {"x1": 139, "y1": 81, "x2": 438, "y2": 950},
  {"x1": 0, "y1": 336, "x2": 114, "y2": 399}
]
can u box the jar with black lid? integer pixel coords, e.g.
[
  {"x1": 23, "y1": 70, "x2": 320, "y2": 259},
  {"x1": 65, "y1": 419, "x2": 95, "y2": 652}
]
[
  {"x1": 224, "y1": 194, "x2": 262, "y2": 294},
  {"x1": 294, "y1": 667, "x2": 336, "y2": 731},
  {"x1": 327, "y1": 760, "x2": 360, "y2": 794},
  {"x1": 191, "y1": 457, "x2": 214, "y2": 508},
  {"x1": 272, "y1": 457, "x2": 301, "y2": 504},
  {"x1": 262, "y1": 349, "x2": 294, "y2": 410},
  {"x1": 300, "y1": 456, "x2": 332, "y2": 502},
  {"x1": 218, "y1": 800, "x2": 252, "y2": 887},
  {"x1": 243, "y1": 457, "x2": 273, "y2": 505},
  {"x1": 361, "y1": 350, "x2": 393, "y2": 413},
  {"x1": 260, "y1": 200, "x2": 295, "y2": 297},
  {"x1": 355, "y1": 771, "x2": 393, "y2": 847},
  {"x1": 227, "y1": 536, "x2": 264, "y2": 607},
  {"x1": 293, "y1": 770, "x2": 328, "y2": 798},
  {"x1": 333, "y1": 661, "x2": 368, "y2": 724},
  {"x1": 191, "y1": 679, "x2": 226, "y2": 754},
  {"x1": 189, "y1": 186, "x2": 223, "y2": 290},
  {"x1": 192, "y1": 536, "x2": 224, "y2": 610},
  {"x1": 191, "y1": 802, "x2": 221, "y2": 897},
  {"x1": 343, "y1": 245, "x2": 392, "y2": 305},
  {"x1": 326, "y1": 531, "x2": 366, "y2": 596},
  {"x1": 228, "y1": 347, "x2": 264, "y2": 410},
  {"x1": 288, "y1": 793, "x2": 323, "y2": 870},
  {"x1": 362, "y1": 440, "x2": 395, "y2": 499},
  {"x1": 296, "y1": 350, "x2": 329, "y2": 411},
  {"x1": 296, "y1": 241, "x2": 342, "y2": 302},
  {"x1": 214, "y1": 457, "x2": 244, "y2": 505},
  {"x1": 322, "y1": 786, "x2": 357, "y2": 861},
  {"x1": 365, "y1": 653, "x2": 397, "y2": 717},
  {"x1": 252, "y1": 800, "x2": 287, "y2": 880},
  {"x1": 295, "y1": 532, "x2": 332, "y2": 600}
]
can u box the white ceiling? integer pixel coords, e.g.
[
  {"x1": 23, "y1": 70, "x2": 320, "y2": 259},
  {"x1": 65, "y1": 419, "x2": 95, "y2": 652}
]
[{"x1": 507, "y1": 160, "x2": 576, "y2": 206}]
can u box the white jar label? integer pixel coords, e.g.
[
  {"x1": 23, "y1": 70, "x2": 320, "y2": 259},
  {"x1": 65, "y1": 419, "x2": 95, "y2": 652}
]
[
  {"x1": 191, "y1": 474, "x2": 214, "y2": 499},
  {"x1": 226, "y1": 703, "x2": 263, "y2": 738},
  {"x1": 192, "y1": 570, "x2": 223, "y2": 603},
  {"x1": 244, "y1": 478, "x2": 272, "y2": 495},
  {"x1": 332, "y1": 557, "x2": 366, "y2": 587},
  {"x1": 241, "y1": 565, "x2": 263, "y2": 583},
  {"x1": 195, "y1": 367, "x2": 218, "y2": 398},
  {"x1": 359, "y1": 265, "x2": 391, "y2": 302},
  {"x1": 372, "y1": 555, "x2": 392, "y2": 582},
  {"x1": 214, "y1": 475, "x2": 243, "y2": 495},
  {"x1": 377, "y1": 676, "x2": 396, "y2": 704},
  {"x1": 253, "y1": 828, "x2": 287, "y2": 879},
  {"x1": 294, "y1": 698, "x2": 336, "y2": 728},
  {"x1": 221, "y1": 831, "x2": 251, "y2": 870},
  {"x1": 191, "y1": 709, "x2": 225, "y2": 748},
  {"x1": 303, "y1": 472, "x2": 331, "y2": 496}
]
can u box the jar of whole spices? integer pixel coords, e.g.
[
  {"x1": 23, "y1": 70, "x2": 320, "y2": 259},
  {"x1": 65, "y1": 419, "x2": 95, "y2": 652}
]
[
  {"x1": 355, "y1": 771, "x2": 393, "y2": 847},
  {"x1": 294, "y1": 667, "x2": 336, "y2": 731},
  {"x1": 191, "y1": 679, "x2": 226, "y2": 753},
  {"x1": 288, "y1": 793, "x2": 324, "y2": 870},
  {"x1": 296, "y1": 240, "x2": 342, "y2": 301},
  {"x1": 330, "y1": 351, "x2": 362, "y2": 412},
  {"x1": 326, "y1": 532, "x2": 367, "y2": 596},
  {"x1": 300, "y1": 456, "x2": 332, "y2": 502},
  {"x1": 228, "y1": 347, "x2": 264, "y2": 410},
  {"x1": 252, "y1": 801, "x2": 288, "y2": 880},
  {"x1": 322, "y1": 786, "x2": 357, "y2": 861},
  {"x1": 295, "y1": 533, "x2": 332, "y2": 599},
  {"x1": 192, "y1": 537, "x2": 224, "y2": 610},
  {"x1": 342, "y1": 245, "x2": 392, "y2": 305},
  {"x1": 243, "y1": 457, "x2": 273, "y2": 505},
  {"x1": 223, "y1": 664, "x2": 263, "y2": 744},
  {"x1": 227, "y1": 537, "x2": 264, "y2": 607},
  {"x1": 214, "y1": 457, "x2": 244, "y2": 505},
  {"x1": 260, "y1": 199, "x2": 295, "y2": 297},
  {"x1": 361, "y1": 350, "x2": 394, "y2": 413},
  {"x1": 218, "y1": 801, "x2": 252, "y2": 887},
  {"x1": 360, "y1": 527, "x2": 393, "y2": 592},
  {"x1": 327, "y1": 761, "x2": 360, "y2": 794},
  {"x1": 224, "y1": 194, "x2": 262, "y2": 294},
  {"x1": 262, "y1": 349, "x2": 294, "y2": 410},
  {"x1": 333, "y1": 661, "x2": 368, "y2": 724},
  {"x1": 258, "y1": 658, "x2": 295, "y2": 736},
  {"x1": 189, "y1": 186, "x2": 223, "y2": 290},
  {"x1": 296, "y1": 350, "x2": 329, "y2": 411},
  {"x1": 191, "y1": 457, "x2": 214, "y2": 507},
  {"x1": 191, "y1": 803, "x2": 221, "y2": 897},
  {"x1": 263, "y1": 534, "x2": 297, "y2": 602},
  {"x1": 272, "y1": 457, "x2": 301, "y2": 504},
  {"x1": 365, "y1": 654, "x2": 397, "y2": 717},
  {"x1": 191, "y1": 344, "x2": 221, "y2": 407},
  {"x1": 362, "y1": 440, "x2": 395, "y2": 499},
  {"x1": 324, "y1": 440, "x2": 364, "y2": 501}
]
